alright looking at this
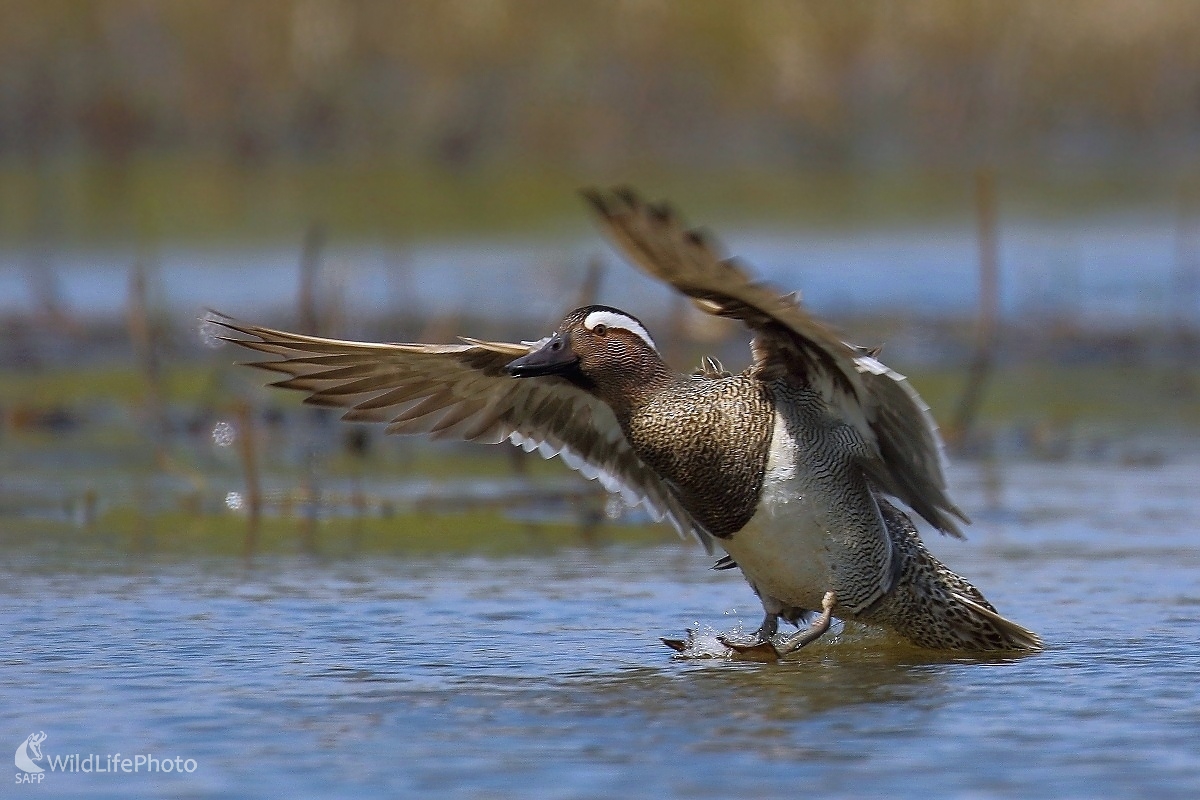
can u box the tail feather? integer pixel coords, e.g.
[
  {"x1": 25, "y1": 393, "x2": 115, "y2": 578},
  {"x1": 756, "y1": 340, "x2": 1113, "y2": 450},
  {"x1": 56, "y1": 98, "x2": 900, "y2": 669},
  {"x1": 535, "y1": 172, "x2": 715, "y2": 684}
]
[
  {"x1": 867, "y1": 496, "x2": 1042, "y2": 652},
  {"x1": 951, "y1": 591, "x2": 1044, "y2": 652}
]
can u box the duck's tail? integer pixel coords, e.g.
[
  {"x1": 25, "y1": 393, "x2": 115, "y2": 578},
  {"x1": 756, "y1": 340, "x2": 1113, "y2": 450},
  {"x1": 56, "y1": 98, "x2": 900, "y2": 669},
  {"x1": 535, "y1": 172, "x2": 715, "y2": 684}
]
[
  {"x1": 948, "y1": 590, "x2": 1044, "y2": 652},
  {"x1": 869, "y1": 497, "x2": 1043, "y2": 653}
]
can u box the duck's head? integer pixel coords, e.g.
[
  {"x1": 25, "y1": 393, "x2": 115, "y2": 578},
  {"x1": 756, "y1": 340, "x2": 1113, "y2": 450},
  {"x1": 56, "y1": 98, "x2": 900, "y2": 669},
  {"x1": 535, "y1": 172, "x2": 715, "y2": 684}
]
[{"x1": 505, "y1": 305, "x2": 666, "y2": 393}]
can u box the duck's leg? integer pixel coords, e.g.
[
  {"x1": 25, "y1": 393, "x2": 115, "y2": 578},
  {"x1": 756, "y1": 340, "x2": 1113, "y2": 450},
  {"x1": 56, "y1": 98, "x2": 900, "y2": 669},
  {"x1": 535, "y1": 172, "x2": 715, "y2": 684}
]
[{"x1": 772, "y1": 591, "x2": 837, "y2": 656}]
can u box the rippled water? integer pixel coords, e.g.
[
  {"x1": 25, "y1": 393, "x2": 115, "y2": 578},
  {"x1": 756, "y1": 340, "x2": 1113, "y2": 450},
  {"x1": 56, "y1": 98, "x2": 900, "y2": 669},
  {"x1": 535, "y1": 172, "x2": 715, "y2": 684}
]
[{"x1": 4, "y1": 462, "x2": 1200, "y2": 799}]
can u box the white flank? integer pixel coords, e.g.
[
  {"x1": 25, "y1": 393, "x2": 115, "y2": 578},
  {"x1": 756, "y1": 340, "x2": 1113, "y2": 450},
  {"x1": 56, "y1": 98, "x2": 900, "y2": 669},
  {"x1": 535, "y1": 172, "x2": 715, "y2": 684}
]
[
  {"x1": 719, "y1": 412, "x2": 833, "y2": 612},
  {"x1": 583, "y1": 310, "x2": 658, "y2": 352}
]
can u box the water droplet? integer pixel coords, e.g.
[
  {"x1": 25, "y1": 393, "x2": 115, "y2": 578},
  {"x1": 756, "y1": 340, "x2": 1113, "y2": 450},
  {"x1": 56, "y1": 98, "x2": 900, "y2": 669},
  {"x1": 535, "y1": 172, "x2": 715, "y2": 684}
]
[
  {"x1": 604, "y1": 496, "x2": 627, "y2": 520},
  {"x1": 198, "y1": 315, "x2": 225, "y2": 349},
  {"x1": 212, "y1": 421, "x2": 237, "y2": 447},
  {"x1": 225, "y1": 491, "x2": 244, "y2": 511}
]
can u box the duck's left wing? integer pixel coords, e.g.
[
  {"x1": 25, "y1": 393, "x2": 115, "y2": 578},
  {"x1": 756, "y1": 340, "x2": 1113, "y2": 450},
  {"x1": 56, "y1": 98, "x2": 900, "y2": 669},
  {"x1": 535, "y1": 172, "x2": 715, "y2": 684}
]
[
  {"x1": 213, "y1": 315, "x2": 715, "y2": 550},
  {"x1": 583, "y1": 187, "x2": 967, "y2": 537},
  {"x1": 582, "y1": 188, "x2": 863, "y2": 400},
  {"x1": 852, "y1": 353, "x2": 968, "y2": 537}
]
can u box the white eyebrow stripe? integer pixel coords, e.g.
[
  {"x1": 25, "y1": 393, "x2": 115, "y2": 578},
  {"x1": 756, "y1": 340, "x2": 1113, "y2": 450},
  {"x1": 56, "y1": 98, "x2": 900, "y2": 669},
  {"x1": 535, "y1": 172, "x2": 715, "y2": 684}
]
[{"x1": 583, "y1": 310, "x2": 658, "y2": 352}]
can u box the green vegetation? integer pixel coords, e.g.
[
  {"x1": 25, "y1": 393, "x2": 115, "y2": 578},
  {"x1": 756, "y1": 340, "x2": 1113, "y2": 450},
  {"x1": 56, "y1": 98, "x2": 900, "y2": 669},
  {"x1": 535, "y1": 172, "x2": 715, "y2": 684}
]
[
  {"x1": 0, "y1": 158, "x2": 1187, "y2": 244},
  {"x1": 7, "y1": 502, "x2": 655, "y2": 570},
  {"x1": 0, "y1": 363, "x2": 210, "y2": 407},
  {"x1": 0, "y1": 508, "x2": 672, "y2": 560},
  {"x1": 911, "y1": 364, "x2": 1200, "y2": 432}
]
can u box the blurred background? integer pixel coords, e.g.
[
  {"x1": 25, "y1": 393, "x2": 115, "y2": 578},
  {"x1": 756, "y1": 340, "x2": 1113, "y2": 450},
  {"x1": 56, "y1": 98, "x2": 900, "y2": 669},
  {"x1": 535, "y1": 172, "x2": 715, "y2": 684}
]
[
  {"x1": 1, "y1": 0, "x2": 1198, "y2": 547},
  {"x1": 6, "y1": 6, "x2": 1200, "y2": 798}
]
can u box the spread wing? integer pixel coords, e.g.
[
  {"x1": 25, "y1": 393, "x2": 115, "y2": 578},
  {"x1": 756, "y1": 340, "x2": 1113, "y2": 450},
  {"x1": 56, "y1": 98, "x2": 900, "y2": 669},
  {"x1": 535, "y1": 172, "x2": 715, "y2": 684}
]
[
  {"x1": 582, "y1": 187, "x2": 968, "y2": 538},
  {"x1": 213, "y1": 314, "x2": 715, "y2": 551}
]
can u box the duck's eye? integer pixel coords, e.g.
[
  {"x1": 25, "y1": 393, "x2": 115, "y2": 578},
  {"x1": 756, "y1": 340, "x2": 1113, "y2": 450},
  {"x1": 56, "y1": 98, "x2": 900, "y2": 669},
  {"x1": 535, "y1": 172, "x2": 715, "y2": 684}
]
[{"x1": 592, "y1": 324, "x2": 608, "y2": 336}]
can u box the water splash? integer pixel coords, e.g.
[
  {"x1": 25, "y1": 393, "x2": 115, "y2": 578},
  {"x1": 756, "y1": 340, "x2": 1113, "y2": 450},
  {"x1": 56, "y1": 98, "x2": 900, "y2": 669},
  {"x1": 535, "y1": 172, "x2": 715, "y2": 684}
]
[
  {"x1": 197, "y1": 313, "x2": 226, "y2": 349},
  {"x1": 212, "y1": 421, "x2": 237, "y2": 447}
]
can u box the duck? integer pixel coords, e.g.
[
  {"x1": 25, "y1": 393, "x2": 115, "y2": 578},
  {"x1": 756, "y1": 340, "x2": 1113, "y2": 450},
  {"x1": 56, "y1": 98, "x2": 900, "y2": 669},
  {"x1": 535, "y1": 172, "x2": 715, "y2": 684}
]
[{"x1": 217, "y1": 187, "x2": 1041, "y2": 657}]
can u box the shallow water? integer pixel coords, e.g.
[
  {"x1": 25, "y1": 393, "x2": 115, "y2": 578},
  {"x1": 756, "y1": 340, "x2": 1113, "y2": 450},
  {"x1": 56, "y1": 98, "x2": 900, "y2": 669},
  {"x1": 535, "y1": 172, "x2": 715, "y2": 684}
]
[
  {"x1": 4, "y1": 461, "x2": 1200, "y2": 799},
  {"x1": 0, "y1": 213, "x2": 1188, "y2": 325}
]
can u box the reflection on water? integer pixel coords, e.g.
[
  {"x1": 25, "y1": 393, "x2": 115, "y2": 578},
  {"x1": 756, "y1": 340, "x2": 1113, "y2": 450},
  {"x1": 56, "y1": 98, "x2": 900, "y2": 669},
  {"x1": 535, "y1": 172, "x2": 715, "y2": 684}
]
[{"x1": 3, "y1": 463, "x2": 1200, "y2": 798}]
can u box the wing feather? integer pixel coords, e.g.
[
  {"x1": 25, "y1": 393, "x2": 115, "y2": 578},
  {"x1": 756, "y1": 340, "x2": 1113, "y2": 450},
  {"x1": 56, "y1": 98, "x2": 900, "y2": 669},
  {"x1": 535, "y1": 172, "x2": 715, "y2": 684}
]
[
  {"x1": 214, "y1": 314, "x2": 714, "y2": 550},
  {"x1": 583, "y1": 187, "x2": 967, "y2": 537}
]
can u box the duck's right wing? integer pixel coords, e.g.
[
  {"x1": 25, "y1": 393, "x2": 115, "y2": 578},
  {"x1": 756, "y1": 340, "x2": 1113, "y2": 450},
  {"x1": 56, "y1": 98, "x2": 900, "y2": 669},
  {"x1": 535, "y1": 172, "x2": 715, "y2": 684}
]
[{"x1": 213, "y1": 315, "x2": 715, "y2": 551}]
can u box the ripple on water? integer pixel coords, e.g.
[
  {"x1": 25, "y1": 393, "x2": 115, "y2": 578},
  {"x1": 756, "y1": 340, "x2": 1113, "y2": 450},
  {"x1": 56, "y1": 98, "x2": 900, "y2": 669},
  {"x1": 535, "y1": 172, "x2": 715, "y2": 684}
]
[{"x1": 4, "y1": 464, "x2": 1200, "y2": 798}]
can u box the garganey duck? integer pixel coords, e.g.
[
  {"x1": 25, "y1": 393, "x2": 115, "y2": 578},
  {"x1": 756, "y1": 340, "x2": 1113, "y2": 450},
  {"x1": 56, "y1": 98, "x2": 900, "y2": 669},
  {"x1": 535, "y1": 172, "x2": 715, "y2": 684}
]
[{"x1": 218, "y1": 187, "x2": 1041, "y2": 657}]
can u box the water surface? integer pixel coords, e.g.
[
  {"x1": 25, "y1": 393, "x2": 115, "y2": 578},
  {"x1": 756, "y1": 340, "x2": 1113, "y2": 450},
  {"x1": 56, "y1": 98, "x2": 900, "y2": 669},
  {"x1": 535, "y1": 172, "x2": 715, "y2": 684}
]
[
  {"x1": 4, "y1": 462, "x2": 1200, "y2": 798},
  {"x1": 1, "y1": 213, "x2": 1190, "y2": 325}
]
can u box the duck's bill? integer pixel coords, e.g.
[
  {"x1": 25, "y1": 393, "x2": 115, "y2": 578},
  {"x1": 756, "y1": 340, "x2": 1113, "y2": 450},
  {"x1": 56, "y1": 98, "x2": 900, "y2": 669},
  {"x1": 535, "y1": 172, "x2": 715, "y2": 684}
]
[{"x1": 505, "y1": 333, "x2": 578, "y2": 378}]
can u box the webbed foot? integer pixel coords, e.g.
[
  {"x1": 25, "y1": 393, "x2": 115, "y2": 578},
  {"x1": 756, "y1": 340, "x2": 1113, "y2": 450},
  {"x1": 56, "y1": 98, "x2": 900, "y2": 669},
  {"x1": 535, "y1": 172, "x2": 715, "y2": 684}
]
[
  {"x1": 717, "y1": 635, "x2": 780, "y2": 662},
  {"x1": 716, "y1": 610, "x2": 784, "y2": 660},
  {"x1": 660, "y1": 632, "x2": 693, "y2": 652}
]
